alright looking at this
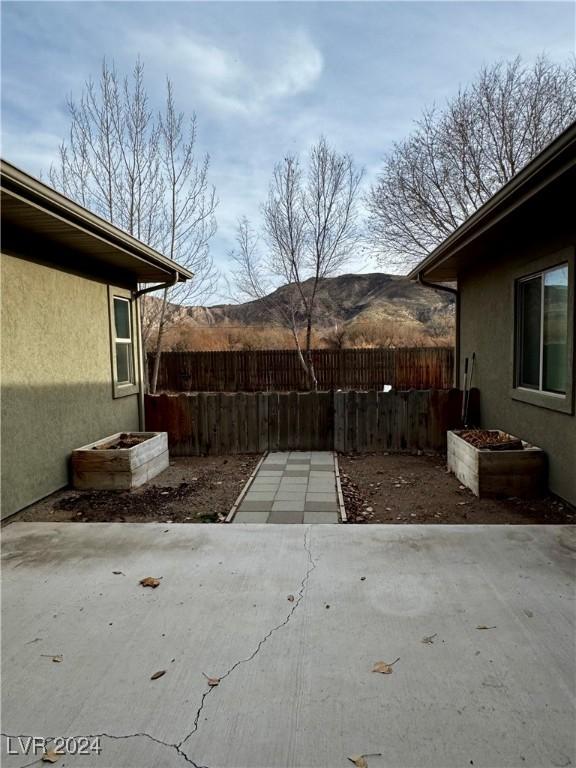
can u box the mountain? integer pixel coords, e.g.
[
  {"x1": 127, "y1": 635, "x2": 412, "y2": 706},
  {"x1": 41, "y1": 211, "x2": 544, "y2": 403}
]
[{"x1": 174, "y1": 273, "x2": 454, "y2": 330}]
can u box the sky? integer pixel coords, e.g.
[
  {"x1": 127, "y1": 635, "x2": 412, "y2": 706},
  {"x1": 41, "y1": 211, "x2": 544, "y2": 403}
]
[{"x1": 1, "y1": 1, "x2": 575, "y2": 302}]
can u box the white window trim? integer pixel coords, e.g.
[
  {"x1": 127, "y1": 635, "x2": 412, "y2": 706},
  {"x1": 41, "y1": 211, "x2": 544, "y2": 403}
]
[{"x1": 108, "y1": 286, "x2": 140, "y2": 398}]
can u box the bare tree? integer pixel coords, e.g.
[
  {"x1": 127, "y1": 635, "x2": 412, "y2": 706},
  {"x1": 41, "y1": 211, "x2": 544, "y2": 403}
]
[
  {"x1": 322, "y1": 323, "x2": 348, "y2": 350},
  {"x1": 147, "y1": 82, "x2": 218, "y2": 393},
  {"x1": 49, "y1": 59, "x2": 218, "y2": 392},
  {"x1": 367, "y1": 55, "x2": 576, "y2": 270},
  {"x1": 230, "y1": 137, "x2": 364, "y2": 387}
]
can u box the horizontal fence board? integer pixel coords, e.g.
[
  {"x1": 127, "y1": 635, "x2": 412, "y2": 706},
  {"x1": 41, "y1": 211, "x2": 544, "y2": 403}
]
[
  {"x1": 150, "y1": 347, "x2": 454, "y2": 393},
  {"x1": 145, "y1": 388, "x2": 477, "y2": 456}
]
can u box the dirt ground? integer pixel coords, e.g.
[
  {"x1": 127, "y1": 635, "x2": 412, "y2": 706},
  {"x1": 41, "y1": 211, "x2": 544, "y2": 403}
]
[
  {"x1": 3, "y1": 455, "x2": 260, "y2": 525},
  {"x1": 6, "y1": 452, "x2": 574, "y2": 527},
  {"x1": 338, "y1": 452, "x2": 576, "y2": 524}
]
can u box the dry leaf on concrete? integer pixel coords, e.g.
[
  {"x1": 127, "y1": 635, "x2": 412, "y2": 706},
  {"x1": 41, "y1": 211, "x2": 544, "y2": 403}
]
[
  {"x1": 348, "y1": 757, "x2": 368, "y2": 768},
  {"x1": 139, "y1": 577, "x2": 161, "y2": 589},
  {"x1": 42, "y1": 750, "x2": 61, "y2": 763},
  {"x1": 287, "y1": 595, "x2": 295, "y2": 602},
  {"x1": 203, "y1": 673, "x2": 220, "y2": 686},
  {"x1": 372, "y1": 658, "x2": 400, "y2": 674},
  {"x1": 150, "y1": 670, "x2": 166, "y2": 680},
  {"x1": 41, "y1": 654, "x2": 63, "y2": 663},
  {"x1": 348, "y1": 754, "x2": 382, "y2": 767},
  {"x1": 476, "y1": 625, "x2": 497, "y2": 630}
]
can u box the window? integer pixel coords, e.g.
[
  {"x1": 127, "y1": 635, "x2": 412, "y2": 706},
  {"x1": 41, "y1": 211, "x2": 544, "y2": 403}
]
[
  {"x1": 516, "y1": 264, "x2": 569, "y2": 396},
  {"x1": 113, "y1": 297, "x2": 134, "y2": 385},
  {"x1": 108, "y1": 288, "x2": 139, "y2": 398}
]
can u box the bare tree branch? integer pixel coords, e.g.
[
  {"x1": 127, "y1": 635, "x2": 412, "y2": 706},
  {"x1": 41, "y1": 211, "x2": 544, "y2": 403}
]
[
  {"x1": 48, "y1": 59, "x2": 218, "y2": 393},
  {"x1": 367, "y1": 55, "x2": 576, "y2": 271},
  {"x1": 231, "y1": 137, "x2": 364, "y2": 388}
]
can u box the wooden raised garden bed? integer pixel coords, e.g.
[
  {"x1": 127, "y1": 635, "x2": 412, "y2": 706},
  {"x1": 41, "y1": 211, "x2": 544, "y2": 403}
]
[
  {"x1": 72, "y1": 432, "x2": 169, "y2": 490},
  {"x1": 447, "y1": 429, "x2": 546, "y2": 498}
]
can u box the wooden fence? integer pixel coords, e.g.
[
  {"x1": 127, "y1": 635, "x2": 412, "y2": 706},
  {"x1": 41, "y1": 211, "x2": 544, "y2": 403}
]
[
  {"x1": 150, "y1": 347, "x2": 454, "y2": 392},
  {"x1": 145, "y1": 388, "x2": 477, "y2": 456}
]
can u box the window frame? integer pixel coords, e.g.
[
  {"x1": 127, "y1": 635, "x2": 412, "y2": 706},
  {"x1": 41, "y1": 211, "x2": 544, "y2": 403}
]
[
  {"x1": 108, "y1": 286, "x2": 140, "y2": 399},
  {"x1": 511, "y1": 248, "x2": 574, "y2": 414}
]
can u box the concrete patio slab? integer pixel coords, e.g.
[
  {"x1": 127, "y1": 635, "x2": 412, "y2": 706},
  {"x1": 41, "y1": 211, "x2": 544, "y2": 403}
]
[{"x1": 1, "y1": 523, "x2": 574, "y2": 768}]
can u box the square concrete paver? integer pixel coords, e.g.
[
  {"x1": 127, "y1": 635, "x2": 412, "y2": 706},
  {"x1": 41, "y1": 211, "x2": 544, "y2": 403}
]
[
  {"x1": 2, "y1": 523, "x2": 574, "y2": 768},
  {"x1": 305, "y1": 501, "x2": 338, "y2": 512},
  {"x1": 306, "y1": 492, "x2": 336, "y2": 502},
  {"x1": 234, "y1": 510, "x2": 270, "y2": 523},
  {"x1": 303, "y1": 511, "x2": 339, "y2": 523},
  {"x1": 271, "y1": 501, "x2": 305, "y2": 513},
  {"x1": 268, "y1": 510, "x2": 304, "y2": 523},
  {"x1": 238, "y1": 501, "x2": 272, "y2": 512},
  {"x1": 276, "y1": 491, "x2": 306, "y2": 501},
  {"x1": 245, "y1": 492, "x2": 277, "y2": 501}
]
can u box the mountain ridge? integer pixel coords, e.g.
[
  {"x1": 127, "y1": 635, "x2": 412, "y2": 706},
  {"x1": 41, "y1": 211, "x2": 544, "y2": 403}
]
[{"x1": 175, "y1": 272, "x2": 454, "y2": 329}]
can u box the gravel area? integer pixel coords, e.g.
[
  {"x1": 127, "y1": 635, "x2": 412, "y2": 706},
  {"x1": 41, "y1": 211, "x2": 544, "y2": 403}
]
[
  {"x1": 338, "y1": 452, "x2": 575, "y2": 524},
  {"x1": 2, "y1": 456, "x2": 260, "y2": 525}
]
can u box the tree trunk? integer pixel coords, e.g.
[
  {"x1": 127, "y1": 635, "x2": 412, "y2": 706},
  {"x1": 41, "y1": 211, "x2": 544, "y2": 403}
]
[
  {"x1": 305, "y1": 309, "x2": 318, "y2": 390},
  {"x1": 139, "y1": 297, "x2": 151, "y2": 393},
  {"x1": 149, "y1": 287, "x2": 169, "y2": 394}
]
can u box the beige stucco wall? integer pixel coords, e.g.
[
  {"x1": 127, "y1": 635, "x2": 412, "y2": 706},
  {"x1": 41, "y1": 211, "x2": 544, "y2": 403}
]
[
  {"x1": 459, "y1": 241, "x2": 575, "y2": 505},
  {"x1": 1, "y1": 253, "x2": 140, "y2": 518}
]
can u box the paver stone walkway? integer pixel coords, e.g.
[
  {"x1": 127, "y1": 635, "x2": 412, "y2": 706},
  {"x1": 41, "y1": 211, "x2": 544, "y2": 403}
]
[{"x1": 233, "y1": 451, "x2": 340, "y2": 523}]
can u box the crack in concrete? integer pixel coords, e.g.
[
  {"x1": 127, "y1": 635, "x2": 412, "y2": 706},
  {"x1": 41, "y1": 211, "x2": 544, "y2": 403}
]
[
  {"x1": 2, "y1": 528, "x2": 317, "y2": 768},
  {"x1": 2, "y1": 731, "x2": 207, "y2": 768},
  {"x1": 178, "y1": 527, "x2": 317, "y2": 754}
]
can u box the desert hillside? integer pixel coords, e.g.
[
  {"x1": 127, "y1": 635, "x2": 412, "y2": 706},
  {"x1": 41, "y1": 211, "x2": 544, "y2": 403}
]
[
  {"x1": 154, "y1": 273, "x2": 455, "y2": 350},
  {"x1": 183, "y1": 273, "x2": 453, "y2": 326}
]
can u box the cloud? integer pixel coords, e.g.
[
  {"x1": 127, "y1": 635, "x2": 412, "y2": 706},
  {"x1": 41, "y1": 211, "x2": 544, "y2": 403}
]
[
  {"x1": 1, "y1": 127, "x2": 64, "y2": 180},
  {"x1": 127, "y1": 28, "x2": 323, "y2": 117}
]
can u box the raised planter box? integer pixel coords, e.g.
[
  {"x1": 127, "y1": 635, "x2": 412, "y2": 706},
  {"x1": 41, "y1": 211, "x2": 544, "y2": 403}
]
[
  {"x1": 72, "y1": 432, "x2": 169, "y2": 490},
  {"x1": 447, "y1": 430, "x2": 546, "y2": 498}
]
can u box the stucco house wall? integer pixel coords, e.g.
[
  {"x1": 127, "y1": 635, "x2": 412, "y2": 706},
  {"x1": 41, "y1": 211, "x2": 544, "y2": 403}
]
[
  {"x1": 1, "y1": 251, "x2": 141, "y2": 518},
  {"x1": 459, "y1": 239, "x2": 575, "y2": 505}
]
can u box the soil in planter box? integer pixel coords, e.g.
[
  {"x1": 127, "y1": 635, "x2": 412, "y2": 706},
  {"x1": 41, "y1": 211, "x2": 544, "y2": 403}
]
[
  {"x1": 459, "y1": 430, "x2": 523, "y2": 451},
  {"x1": 92, "y1": 433, "x2": 149, "y2": 450}
]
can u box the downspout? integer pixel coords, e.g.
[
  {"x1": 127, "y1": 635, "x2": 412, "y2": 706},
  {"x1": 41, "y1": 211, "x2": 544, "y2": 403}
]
[
  {"x1": 133, "y1": 295, "x2": 146, "y2": 431},
  {"x1": 133, "y1": 271, "x2": 179, "y2": 429},
  {"x1": 134, "y1": 271, "x2": 179, "y2": 298},
  {"x1": 417, "y1": 274, "x2": 460, "y2": 389}
]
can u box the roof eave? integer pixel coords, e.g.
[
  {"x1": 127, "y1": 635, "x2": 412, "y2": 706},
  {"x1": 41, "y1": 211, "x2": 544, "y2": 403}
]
[
  {"x1": 407, "y1": 120, "x2": 576, "y2": 283},
  {"x1": 0, "y1": 159, "x2": 194, "y2": 282}
]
